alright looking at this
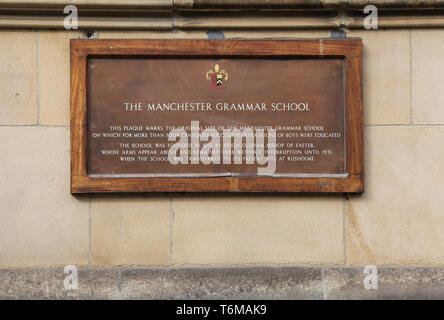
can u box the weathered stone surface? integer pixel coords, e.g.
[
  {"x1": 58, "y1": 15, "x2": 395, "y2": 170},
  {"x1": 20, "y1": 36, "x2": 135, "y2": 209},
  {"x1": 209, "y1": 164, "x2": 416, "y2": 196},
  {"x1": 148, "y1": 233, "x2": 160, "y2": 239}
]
[
  {"x1": 324, "y1": 267, "x2": 444, "y2": 300},
  {"x1": 172, "y1": 196, "x2": 344, "y2": 265},
  {"x1": 120, "y1": 267, "x2": 323, "y2": 299},
  {"x1": 346, "y1": 127, "x2": 444, "y2": 265},
  {"x1": 412, "y1": 29, "x2": 444, "y2": 124},
  {"x1": 223, "y1": 30, "x2": 330, "y2": 38},
  {"x1": 0, "y1": 268, "x2": 119, "y2": 300},
  {"x1": 38, "y1": 31, "x2": 78, "y2": 125},
  {"x1": 2, "y1": 266, "x2": 444, "y2": 299},
  {"x1": 0, "y1": 127, "x2": 89, "y2": 268},
  {"x1": 91, "y1": 197, "x2": 171, "y2": 266},
  {"x1": 347, "y1": 30, "x2": 411, "y2": 125},
  {"x1": 97, "y1": 30, "x2": 207, "y2": 39},
  {"x1": 0, "y1": 31, "x2": 37, "y2": 125}
]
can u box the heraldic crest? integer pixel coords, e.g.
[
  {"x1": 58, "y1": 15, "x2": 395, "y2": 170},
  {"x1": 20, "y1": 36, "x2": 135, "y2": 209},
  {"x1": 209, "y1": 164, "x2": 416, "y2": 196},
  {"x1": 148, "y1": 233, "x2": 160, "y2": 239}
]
[{"x1": 206, "y1": 64, "x2": 229, "y2": 89}]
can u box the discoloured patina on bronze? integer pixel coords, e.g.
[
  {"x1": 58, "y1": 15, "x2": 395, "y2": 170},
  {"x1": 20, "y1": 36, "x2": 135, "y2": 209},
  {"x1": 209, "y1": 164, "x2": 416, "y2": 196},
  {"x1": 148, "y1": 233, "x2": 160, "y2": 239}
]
[{"x1": 87, "y1": 57, "x2": 345, "y2": 176}]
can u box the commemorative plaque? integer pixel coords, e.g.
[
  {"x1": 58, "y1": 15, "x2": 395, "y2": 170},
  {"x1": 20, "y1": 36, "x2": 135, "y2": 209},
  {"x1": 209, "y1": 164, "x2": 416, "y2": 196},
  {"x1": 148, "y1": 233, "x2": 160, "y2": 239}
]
[{"x1": 71, "y1": 39, "x2": 363, "y2": 193}]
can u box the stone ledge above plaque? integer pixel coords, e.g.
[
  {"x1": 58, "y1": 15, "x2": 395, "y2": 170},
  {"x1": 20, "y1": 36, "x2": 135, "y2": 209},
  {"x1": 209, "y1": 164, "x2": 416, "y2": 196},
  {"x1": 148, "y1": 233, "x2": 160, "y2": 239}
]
[{"x1": 70, "y1": 39, "x2": 363, "y2": 193}]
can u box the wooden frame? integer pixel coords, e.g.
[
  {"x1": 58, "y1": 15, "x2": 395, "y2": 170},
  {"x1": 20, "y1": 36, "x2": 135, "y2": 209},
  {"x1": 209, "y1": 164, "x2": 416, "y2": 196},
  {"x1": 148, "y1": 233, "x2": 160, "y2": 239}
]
[{"x1": 71, "y1": 39, "x2": 363, "y2": 193}]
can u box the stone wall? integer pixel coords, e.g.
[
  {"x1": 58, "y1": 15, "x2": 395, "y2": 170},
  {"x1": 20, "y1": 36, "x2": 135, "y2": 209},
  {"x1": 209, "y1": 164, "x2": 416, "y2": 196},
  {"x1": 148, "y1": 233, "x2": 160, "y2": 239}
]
[{"x1": 0, "y1": 1, "x2": 443, "y2": 299}]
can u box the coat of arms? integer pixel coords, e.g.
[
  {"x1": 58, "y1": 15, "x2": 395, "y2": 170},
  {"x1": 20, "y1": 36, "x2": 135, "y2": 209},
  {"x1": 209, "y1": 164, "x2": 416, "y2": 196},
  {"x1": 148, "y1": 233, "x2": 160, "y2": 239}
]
[{"x1": 206, "y1": 64, "x2": 228, "y2": 89}]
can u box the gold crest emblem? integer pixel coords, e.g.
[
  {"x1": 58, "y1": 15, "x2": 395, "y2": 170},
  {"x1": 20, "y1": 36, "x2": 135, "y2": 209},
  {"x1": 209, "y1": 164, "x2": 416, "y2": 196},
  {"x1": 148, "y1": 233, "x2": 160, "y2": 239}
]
[{"x1": 206, "y1": 64, "x2": 228, "y2": 89}]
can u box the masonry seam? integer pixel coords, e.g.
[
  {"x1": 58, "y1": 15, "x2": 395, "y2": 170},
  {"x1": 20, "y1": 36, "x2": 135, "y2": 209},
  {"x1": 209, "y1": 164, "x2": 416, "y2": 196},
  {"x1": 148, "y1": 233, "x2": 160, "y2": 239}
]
[
  {"x1": 0, "y1": 125, "x2": 69, "y2": 128},
  {"x1": 117, "y1": 267, "x2": 122, "y2": 293},
  {"x1": 170, "y1": 198, "x2": 174, "y2": 265},
  {"x1": 409, "y1": 28, "x2": 414, "y2": 124},
  {"x1": 364, "y1": 124, "x2": 444, "y2": 127},
  {"x1": 88, "y1": 197, "x2": 92, "y2": 265},
  {"x1": 343, "y1": 196, "x2": 347, "y2": 265},
  {"x1": 172, "y1": 0, "x2": 177, "y2": 31},
  {"x1": 3, "y1": 265, "x2": 444, "y2": 272},
  {"x1": 35, "y1": 30, "x2": 40, "y2": 125},
  {"x1": 321, "y1": 268, "x2": 327, "y2": 300}
]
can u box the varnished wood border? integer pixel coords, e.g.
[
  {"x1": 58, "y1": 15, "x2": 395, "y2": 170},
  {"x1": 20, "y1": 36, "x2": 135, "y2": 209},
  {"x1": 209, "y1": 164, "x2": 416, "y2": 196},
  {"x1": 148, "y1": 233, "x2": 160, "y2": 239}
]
[{"x1": 70, "y1": 39, "x2": 363, "y2": 193}]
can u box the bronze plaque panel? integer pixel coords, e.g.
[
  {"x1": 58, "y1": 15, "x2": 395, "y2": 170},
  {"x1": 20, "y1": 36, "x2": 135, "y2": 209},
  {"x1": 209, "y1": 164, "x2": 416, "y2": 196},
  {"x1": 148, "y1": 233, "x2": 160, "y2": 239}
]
[
  {"x1": 87, "y1": 58, "x2": 346, "y2": 177},
  {"x1": 70, "y1": 39, "x2": 363, "y2": 193}
]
